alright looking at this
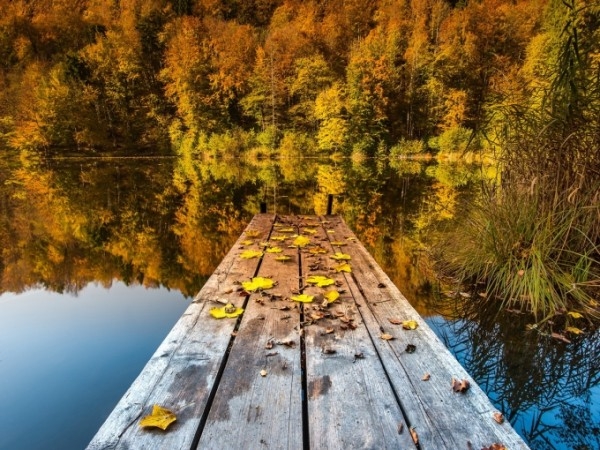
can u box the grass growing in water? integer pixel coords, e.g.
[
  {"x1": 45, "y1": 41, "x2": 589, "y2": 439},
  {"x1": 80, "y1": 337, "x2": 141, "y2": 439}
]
[{"x1": 441, "y1": 187, "x2": 600, "y2": 322}]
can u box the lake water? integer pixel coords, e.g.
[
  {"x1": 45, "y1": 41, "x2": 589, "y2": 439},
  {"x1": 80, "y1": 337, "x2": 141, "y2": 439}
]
[{"x1": 0, "y1": 156, "x2": 598, "y2": 450}]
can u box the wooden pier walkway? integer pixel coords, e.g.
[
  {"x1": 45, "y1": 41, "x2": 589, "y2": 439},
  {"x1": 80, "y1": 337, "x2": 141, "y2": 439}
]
[{"x1": 87, "y1": 214, "x2": 529, "y2": 450}]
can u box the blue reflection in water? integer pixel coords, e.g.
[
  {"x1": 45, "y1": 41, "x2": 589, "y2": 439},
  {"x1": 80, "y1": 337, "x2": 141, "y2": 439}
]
[
  {"x1": 426, "y1": 315, "x2": 600, "y2": 450},
  {"x1": 0, "y1": 282, "x2": 189, "y2": 450}
]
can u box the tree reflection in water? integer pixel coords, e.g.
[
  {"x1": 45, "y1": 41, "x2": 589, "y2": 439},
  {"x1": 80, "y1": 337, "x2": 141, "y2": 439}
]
[
  {"x1": 1, "y1": 155, "x2": 598, "y2": 449},
  {"x1": 427, "y1": 296, "x2": 600, "y2": 450}
]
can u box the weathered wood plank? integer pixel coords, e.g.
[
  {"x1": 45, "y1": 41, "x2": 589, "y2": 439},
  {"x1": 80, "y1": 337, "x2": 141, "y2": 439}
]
[
  {"x1": 86, "y1": 214, "x2": 275, "y2": 450},
  {"x1": 324, "y1": 216, "x2": 529, "y2": 450},
  {"x1": 197, "y1": 217, "x2": 303, "y2": 450},
  {"x1": 300, "y1": 217, "x2": 416, "y2": 449}
]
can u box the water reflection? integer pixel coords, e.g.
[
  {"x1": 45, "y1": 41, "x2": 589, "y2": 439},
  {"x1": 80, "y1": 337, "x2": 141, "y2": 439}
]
[
  {"x1": 0, "y1": 155, "x2": 598, "y2": 449},
  {"x1": 428, "y1": 297, "x2": 600, "y2": 450}
]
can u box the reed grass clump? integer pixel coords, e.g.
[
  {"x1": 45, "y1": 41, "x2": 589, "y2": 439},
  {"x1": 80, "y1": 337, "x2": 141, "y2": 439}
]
[{"x1": 441, "y1": 187, "x2": 600, "y2": 321}]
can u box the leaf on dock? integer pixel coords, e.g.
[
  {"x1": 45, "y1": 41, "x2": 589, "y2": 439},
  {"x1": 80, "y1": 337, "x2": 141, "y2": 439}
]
[
  {"x1": 210, "y1": 304, "x2": 244, "y2": 319},
  {"x1": 380, "y1": 333, "x2": 394, "y2": 340},
  {"x1": 293, "y1": 235, "x2": 311, "y2": 247},
  {"x1": 291, "y1": 294, "x2": 314, "y2": 303},
  {"x1": 242, "y1": 277, "x2": 275, "y2": 292},
  {"x1": 481, "y1": 444, "x2": 507, "y2": 450},
  {"x1": 409, "y1": 427, "x2": 418, "y2": 445},
  {"x1": 139, "y1": 405, "x2": 177, "y2": 431},
  {"x1": 266, "y1": 247, "x2": 283, "y2": 253},
  {"x1": 330, "y1": 252, "x2": 351, "y2": 261},
  {"x1": 334, "y1": 262, "x2": 352, "y2": 273},
  {"x1": 451, "y1": 377, "x2": 471, "y2": 393},
  {"x1": 493, "y1": 412, "x2": 505, "y2": 424},
  {"x1": 275, "y1": 255, "x2": 292, "y2": 262},
  {"x1": 306, "y1": 275, "x2": 335, "y2": 287},
  {"x1": 324, "y1": 290, "x2": 340, "y2": 303},
  {"x1": 240, "y1": 249, "x2": 263, "y2": 259},
  {"x1": 402, "y1": 320, "x2": 419, "y2": 330},
  {"x1": 309, "y1": 247, "x2": 328, "y2": 254}
]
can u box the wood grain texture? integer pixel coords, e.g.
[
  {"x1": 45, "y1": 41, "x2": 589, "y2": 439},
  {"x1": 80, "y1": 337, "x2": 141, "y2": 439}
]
[
  {"x1": 197, "y1": 217, "x2": 303, "y2": 450},
  {"x1": 86, "y1": 214, "x2": 275, "y2": 450},
  {"x1": 88, "y1": 214, "x2": 529, "y2": 450},
  {"x1": 324, "y1": 216, "x2": 529, "y2": 450},
  {"x1": 301, "y1": 217, "x2": 416, "y2": 449}
]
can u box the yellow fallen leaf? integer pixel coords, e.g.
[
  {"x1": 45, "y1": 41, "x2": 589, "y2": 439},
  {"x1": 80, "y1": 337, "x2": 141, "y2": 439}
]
[
  {"x1": 278, "y1": 227, "x2": 295, "y2": 233},
  {"x1": 139, "y1": 405, "x2": 177, "y2": 430},
  {"x1": 291, "y1": 294, "x2": 314, "y2": 303},
  {"x1": 303, "y1": 228, "x2": 317, "y2": 234},
  {"x1": 271, "y1": 235, "x2": 287, "y2": 241},
  {"x1": 402, "y1": 320, "x2": 419, "y2": 330},
  {"x1": 309, "y1": 247, "x2": 328, "y2": 254},
  {"x1": 293, "y1": 235, "x2": 311, "y2": 247},
  {"x1": 241, "y1": 240, "x2": 254, "y2": 246},
  {"x1": 566, "y1": 326, "x2": 584, "y2": 334},
  {"x1": 306, "y1": 275, "x2": 335, "y2": 287},
  {"x1": 324, "y1": 290, "x2": 340, "y2": 303},
  {"x1": 327, "y1": 230, "x2": 335, "y2": 233},
  {"x1": 330, "y1": 241, "x2": 347, "y2": 246},
  {"x1": 240, "y1": 250, "x2": 263, "y2": 259},
  {"x1": 334, "y1": 262, "x2": 352, "y2": 273},
  {"x1": 210, "y1": 303, "x2": 244, "y2": 319},
  {"x1": 259, "y1": 241, "x2": 271, "y2": 247},
  {"x1": 242, "y1": 277, "x2": 274, "y2": 292},
  {"x1": 245, "y1": 230, "x2": 261, "y2": 238},
  {"x1": 567, "y1": 311, "x2": 583, "y2": 319},
  {"x1": 330, "y1": 252, "x2": 351, "y2": 261},
  {"x1": 275, "y1": 255, "x2": 292, "y2": 262},
  {"x1": 266, "y1": 247, "x2": 283, "y2": 253}
]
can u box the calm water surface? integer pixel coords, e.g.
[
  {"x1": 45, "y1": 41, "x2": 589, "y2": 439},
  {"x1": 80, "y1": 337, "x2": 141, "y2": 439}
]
[{"x1": 0, "y1": 156, "x2": 597, "y2": 450}]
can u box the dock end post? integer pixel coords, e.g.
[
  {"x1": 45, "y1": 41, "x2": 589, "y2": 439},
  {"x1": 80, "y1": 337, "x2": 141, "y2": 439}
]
[{"x1": 326, "y1": 194, "x2": 334, "y2": 215}]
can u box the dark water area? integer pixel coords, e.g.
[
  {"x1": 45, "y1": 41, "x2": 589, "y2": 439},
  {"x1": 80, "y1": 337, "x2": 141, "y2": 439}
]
[{"x1": 0, "y1": 155, "x2": 598, "y2": 450}]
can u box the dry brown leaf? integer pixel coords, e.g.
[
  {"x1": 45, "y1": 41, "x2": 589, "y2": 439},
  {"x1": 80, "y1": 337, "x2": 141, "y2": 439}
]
[
  {"x1": 422, "y1": 373, "x2": 431, "y2": 381},
  {"x1": 451, "y1": 377, "x2": 471, "y2": 393},
  {"x1": 481, "y1": 444, "x2": 507, "y2": 450},
  {"x1": 410, "y1": 427, "x2": 418, "y2": 444},
  {"x1": 493, "y1": 412, "x2": 505, "y2": 424},
  {"x1": 325, "y1": 328, "x2": 334, "y2": 334},
  {"x1": 380, "y1": 333, "x2": 394, "y2": 340},
  {"x1": 551, "y1": 332, "x2": 572, "y2": 344},
  {"x1": 260, "y1": 369, "x2": 267, "y2": 377},
  {"x1": 388, "y1": 318, "x2": 403, "y2": 325}
]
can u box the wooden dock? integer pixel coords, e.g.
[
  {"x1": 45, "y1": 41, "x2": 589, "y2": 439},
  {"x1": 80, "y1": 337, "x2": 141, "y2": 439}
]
[{"x1": 87, "y1": 214, "x2": 529, "y2": 450}]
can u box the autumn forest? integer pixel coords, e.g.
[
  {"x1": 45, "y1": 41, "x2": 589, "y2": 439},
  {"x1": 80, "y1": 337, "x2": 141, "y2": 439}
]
[{"x1": 1, "y1": 0, "x2": 599, "y2": 319}]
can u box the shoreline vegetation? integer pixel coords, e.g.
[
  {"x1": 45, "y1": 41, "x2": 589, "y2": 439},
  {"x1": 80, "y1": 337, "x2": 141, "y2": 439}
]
[{"x1": 1, "y1": 0, "x2": 598, "y2": 325}]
